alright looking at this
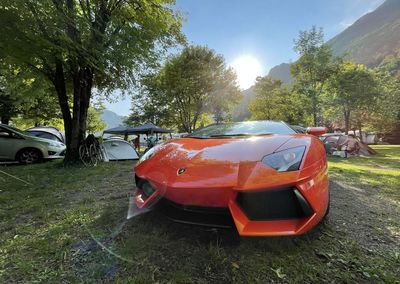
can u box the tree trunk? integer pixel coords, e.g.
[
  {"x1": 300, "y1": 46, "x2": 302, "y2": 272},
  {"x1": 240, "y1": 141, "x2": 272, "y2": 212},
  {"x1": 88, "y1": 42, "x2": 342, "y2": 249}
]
[
  {"x1": 1, "y1": 117, "x2": 10, "y2": 125},
  {"x1": 312, "y1": 91, "x2": 318, "y2": 127},
  {"x1": 344, "y1": 108, "x2": 351, "y2": 135},
  {"x1": 0, "y1": 116, "x2": 10, "y2": 125},
  {"x1": 53, "y1": 62, "x2": 93, "y2": 164},
  {"x1": 313, "y1": 111, "x2": 317, "y2": 127},
  {"x1": 65, "y1": 67, "x2": 93, "y2": 163}
]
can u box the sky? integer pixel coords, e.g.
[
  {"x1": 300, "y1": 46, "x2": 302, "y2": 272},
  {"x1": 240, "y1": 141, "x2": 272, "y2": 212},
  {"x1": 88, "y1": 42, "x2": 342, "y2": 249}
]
[{"x1": 105, "y1": 0, "x2": 385, "y2": 116}]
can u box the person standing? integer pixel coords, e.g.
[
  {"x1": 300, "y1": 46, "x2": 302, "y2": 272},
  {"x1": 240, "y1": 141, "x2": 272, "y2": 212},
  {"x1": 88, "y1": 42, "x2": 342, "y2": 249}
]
[{"x1": 134, "y1": 135, "x2": 140, "y2": 151}]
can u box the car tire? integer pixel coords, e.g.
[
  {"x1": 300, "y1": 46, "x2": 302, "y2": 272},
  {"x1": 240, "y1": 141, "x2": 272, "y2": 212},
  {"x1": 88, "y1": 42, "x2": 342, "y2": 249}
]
[
  {"x1": 17, "y1": 148, "x2": 42, "y2": 164},
  {"x1": 323, "y1": 191, "x2": 330, "y2": 219}
]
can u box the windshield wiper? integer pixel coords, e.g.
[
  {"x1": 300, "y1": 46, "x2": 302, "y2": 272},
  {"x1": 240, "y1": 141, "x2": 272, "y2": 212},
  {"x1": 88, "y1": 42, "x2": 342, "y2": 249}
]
[{"x1": 210, "y1": 133, "x2": 272, "y2": 138}]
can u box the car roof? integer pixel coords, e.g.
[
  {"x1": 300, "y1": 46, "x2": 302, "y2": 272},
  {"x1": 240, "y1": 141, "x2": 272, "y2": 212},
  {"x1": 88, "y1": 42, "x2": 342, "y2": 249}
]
[{"x1": 26, "y1": 126, "x2": 64, "y2": 142}]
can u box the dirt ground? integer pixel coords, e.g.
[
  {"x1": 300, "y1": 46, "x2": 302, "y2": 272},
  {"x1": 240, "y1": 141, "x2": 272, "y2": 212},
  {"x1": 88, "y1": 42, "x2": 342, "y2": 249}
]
[{"x1": 329, "y1": 180, "x2": 399, "y2": 252}]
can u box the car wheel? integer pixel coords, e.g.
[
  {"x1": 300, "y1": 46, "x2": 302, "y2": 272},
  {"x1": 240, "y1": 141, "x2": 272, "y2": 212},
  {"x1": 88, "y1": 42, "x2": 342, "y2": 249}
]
[
  {"x1": 323, "y1": 191, "x2": 330, "y2": 219},
  {"x1": 17, "y1": 148, "x2": 42, "y2": 164}
]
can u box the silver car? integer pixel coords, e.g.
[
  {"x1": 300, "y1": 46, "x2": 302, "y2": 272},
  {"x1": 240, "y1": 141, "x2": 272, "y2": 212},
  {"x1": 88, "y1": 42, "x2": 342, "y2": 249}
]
[{"x1": 0, "y1": 124, "x2": 66, "y2": 164}]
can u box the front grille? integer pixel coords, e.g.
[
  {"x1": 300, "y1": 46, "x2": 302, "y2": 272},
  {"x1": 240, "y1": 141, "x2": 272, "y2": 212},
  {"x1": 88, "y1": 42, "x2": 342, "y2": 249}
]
[
  {"x1": 157, "y1": 198, "x2": 234, "y2": 228},
  {"x1": 236, "y1": 187, "x2": 313, "y2": 221}
]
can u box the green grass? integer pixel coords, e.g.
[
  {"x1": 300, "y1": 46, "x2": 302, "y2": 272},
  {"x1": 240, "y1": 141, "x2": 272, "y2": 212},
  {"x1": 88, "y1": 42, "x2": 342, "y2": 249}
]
[
  {"x1": 328, "y1": 145, "x2": 400, "y2": 203},
  {"x1": 0, "y1": 149, "x2": 399, "y2": 283}
]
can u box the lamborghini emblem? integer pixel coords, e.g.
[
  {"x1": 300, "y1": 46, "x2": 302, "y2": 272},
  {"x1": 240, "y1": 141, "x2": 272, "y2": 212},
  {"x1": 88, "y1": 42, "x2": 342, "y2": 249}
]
[{"x1": 177, "y1": 168, "x2": 186, "y2": 175}]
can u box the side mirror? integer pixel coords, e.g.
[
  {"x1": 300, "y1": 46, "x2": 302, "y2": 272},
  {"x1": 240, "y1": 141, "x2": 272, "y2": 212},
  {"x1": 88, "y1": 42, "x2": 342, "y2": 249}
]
[{"x1": 306, "y1": 127, "x2": 327, "y2": 136}]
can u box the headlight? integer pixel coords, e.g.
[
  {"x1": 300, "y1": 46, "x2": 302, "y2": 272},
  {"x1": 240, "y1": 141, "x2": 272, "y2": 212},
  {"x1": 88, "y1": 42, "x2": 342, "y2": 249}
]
[
  {"x1": 137, "y1": 147, "x2": 157, "y2": 165},
  {"x1": 262, "y1": 146, "x2": 306, "y2": 172},
  {"x1": 47, "y1": 141, "x2": 60, "y2": 147}
]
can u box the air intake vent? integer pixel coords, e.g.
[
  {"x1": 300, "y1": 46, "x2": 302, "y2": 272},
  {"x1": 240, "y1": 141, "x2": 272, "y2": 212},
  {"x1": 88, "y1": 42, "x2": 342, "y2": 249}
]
[{"x1": 236, "y1": 187, "x2": 313, "y2": 220}]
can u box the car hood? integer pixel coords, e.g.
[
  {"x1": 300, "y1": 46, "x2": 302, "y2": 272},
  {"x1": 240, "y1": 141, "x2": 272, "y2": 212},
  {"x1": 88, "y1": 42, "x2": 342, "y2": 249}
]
[
  {"x1": 136, "y1": 135, "x2": 295, "y2": 188},
  {"x1": 160, "y1": 135, "x2": 292, "y2": 162}
]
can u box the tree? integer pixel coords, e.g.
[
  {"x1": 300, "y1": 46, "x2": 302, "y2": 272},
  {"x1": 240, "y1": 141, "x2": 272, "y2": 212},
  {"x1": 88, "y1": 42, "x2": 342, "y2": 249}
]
[
  {"x1": 0, "y1": 0, "x2": 184, "y2": 163},
  {"x1": 291, "y1": 26, "x2": 339, "y2": 126},
  {"x1": 359, "y1": 67, "x2": 400, "y2": 134},
  {"x1": 249, "y1": 76, "x2": 309, "y2": 124},
  {"x1": 124, "y1": 73, "x2": 173, "y2": 128},
  {"x1": 86, "y1": 106, "x2": 106, "y2": 134},
  {"x1": 326, "y1": 62, "x2": 378, "y2": 134},
  {"x1": 138, "y1": 46, "x2": 241, "y2": 132},
  {"x1": 0, "y1": 61, "x2": 60, "y2": 125}
]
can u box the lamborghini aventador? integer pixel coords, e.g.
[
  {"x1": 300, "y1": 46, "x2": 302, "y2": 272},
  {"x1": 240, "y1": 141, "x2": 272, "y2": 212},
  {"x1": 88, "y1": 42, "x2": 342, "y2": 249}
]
[{"x1": 133, "y1": 120, "x2": 329, "y2": 236}]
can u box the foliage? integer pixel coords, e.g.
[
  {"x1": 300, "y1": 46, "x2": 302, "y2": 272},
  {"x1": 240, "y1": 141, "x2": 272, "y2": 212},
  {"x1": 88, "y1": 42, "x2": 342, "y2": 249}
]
[
  {"x1": 249, "y1": 77, "x2": 309, "y2": 124},
  {"x1": 365, "y1": 52, "x2": 400, "y2": 133},
  {"x1": 0, "y1": 0, "x2": 185, "y2": 162},
  {"x1": 86, "y1": 106, "x2": 106, "y2": 134},
  {"x1": 291, "y1": 26, "x2": 339, "y2": 126},
  {"x1": 0, "y1": 62, "x2": 60, "y2": 125},
  {"x1": 124, "y1": 74, "x2": 173, "y2": 128},
  {"x1": 135, "y1": 45, "x2": 241, "y2": 132},
  {"x1": 325, "y1": 62, "x2": 379, "y2": 134}
]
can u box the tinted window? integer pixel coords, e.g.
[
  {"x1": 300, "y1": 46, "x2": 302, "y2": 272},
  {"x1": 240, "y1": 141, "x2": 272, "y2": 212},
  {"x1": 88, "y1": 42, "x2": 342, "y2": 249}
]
[
  {"x1": 325, "y1": 136, "x2": 339, "y2": 143},
  {"x1": 0, "y1": 127, "x2": 22, "y2": 139},
  {"x1": 187, "y1": 121, "x2": 295, "y2": 138},
  {"x1": 28, "y1": 131, "x2": 60, "y2": 142}
]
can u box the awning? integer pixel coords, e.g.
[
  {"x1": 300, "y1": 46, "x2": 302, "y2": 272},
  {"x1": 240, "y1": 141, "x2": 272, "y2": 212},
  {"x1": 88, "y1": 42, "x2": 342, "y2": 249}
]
[
  {"x1": 103, "y1": 126, "x2": 138, "y2": 135},
  {"x1": 103, "y1": 123, "x2": 171, "y2": 135},
  {"x1": 129, "y1": 123, "x2": 172, "y2": 134}
]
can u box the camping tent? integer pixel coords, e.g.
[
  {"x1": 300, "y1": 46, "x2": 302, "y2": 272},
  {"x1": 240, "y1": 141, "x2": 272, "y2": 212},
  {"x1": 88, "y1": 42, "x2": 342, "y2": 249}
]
[
  {"x1": 320, "y1": 134, "x2": 377, "y2": 156},
  {"x1": 102, "y1": 138, "x2": 139, "y2": 160}
]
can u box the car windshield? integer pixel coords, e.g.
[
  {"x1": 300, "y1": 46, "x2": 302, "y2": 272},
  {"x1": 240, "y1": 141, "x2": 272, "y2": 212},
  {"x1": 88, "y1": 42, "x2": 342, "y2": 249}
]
[{"x1": 187, "y1": 121, "x2": 295, "y2": 138}]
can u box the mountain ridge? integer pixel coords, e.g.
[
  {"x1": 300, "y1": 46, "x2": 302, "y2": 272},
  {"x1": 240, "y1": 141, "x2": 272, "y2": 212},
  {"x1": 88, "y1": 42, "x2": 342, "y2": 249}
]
[{"x1": 235, "y1": 0, "x2": 400, "y2": 120}]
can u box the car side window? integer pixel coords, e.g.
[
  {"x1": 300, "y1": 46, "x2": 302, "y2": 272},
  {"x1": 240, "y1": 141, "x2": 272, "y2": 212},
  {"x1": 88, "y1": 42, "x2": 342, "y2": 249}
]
[
  {"x1": 0, "y1": 128, "x2": 22, "y2": 139},
  {"x1": 0, "y1": 130, "x2": 11, "y2": 138}
]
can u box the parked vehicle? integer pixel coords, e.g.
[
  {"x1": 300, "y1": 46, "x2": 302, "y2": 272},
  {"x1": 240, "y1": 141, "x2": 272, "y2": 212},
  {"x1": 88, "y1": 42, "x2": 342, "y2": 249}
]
[
  {"x1": 0, "y1": 124, "x2": 66, "y2": 164},
  {"x1": 26, "y1": 126, "x2": 65, "y2": 143},
  {"x1": 132, "y1": 120, "x2": 329, "y2": 236}
]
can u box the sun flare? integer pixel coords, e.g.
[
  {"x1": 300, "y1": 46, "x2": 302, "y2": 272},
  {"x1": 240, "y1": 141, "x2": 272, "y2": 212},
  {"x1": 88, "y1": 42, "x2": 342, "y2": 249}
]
[{"x1": 230, "y1": 55, "x2": 263, "y2": 89}]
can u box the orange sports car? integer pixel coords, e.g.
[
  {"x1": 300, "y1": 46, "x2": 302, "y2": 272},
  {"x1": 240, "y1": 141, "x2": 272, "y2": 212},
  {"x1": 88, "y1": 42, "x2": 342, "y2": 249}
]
[{"x1": 133, "y1": 121, "x2": 329, "y2": 236}]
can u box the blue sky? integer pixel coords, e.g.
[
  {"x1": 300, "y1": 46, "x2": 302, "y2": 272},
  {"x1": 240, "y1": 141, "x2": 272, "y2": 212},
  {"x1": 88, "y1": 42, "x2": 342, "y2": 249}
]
[{"x1": 105, "y1": 0, "x2": 385, "y2": 116}]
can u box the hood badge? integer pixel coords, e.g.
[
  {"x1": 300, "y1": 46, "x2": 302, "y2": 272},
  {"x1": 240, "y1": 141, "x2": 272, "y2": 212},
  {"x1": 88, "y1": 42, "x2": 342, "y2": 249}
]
[{"x1": 177, "y1": 167, "x2": 186, "y2": 175}]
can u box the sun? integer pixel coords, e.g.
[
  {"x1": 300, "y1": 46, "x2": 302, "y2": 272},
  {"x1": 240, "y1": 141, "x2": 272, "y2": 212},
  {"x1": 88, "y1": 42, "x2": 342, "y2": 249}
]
[{"x1": 230, "y1": 55, "x2": 263, "y2": 89}]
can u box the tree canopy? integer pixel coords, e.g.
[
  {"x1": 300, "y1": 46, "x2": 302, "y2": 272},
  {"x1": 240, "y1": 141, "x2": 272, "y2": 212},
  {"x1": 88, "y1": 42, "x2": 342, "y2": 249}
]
[
  {"x1": 249, "y1": 77, "x2": 308, "y2": 124},
  {"x1": 127, "y1": 45, "x2": 241, "y2": 132},
  {"x1": 291, "y1": 26, "x2": 339, "y2": 126},
  {"x1": 0, "y1": 0, "x2": 184, "y2": 162}
]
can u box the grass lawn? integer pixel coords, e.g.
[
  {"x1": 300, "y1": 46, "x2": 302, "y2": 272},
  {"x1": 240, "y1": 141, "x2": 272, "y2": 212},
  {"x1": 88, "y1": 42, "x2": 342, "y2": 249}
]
[
  {"x1": 0, "y1": 145, "x2": 399, "y2": 283},
  {"x1": 328, "y1": 145, "x2": 400, "y2": 203}
]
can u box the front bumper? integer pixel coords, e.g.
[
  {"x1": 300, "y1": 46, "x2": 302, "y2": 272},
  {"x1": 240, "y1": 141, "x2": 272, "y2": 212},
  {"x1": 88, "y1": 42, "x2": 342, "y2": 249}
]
[
  {"x1": 133, "y1": 162, "x2": 329, "y2": 236},
  {"x1": 45, "y1": 148, "x2": 66, "y2": 159}
]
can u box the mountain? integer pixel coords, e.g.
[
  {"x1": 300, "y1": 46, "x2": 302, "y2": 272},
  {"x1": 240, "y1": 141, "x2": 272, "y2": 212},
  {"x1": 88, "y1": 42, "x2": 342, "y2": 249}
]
[
  {"x1": 328, "y1": 0, "x2": 400, "y2": 66},
  {"x1": 101, "y1": 109, "x2": 124, "y2": 128},
  {"x1": 267, "y1": 0, "x2": 400, "y2": 84},
  {"x1": 267, "y1": 63, "x2": 292, "y2": 85}
]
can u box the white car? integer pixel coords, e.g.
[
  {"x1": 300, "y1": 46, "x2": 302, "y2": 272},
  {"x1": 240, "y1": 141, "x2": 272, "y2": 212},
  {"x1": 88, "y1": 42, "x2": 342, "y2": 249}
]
[{"x1": 0, "y1": 124, "x2": 66, "y2": 164}]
